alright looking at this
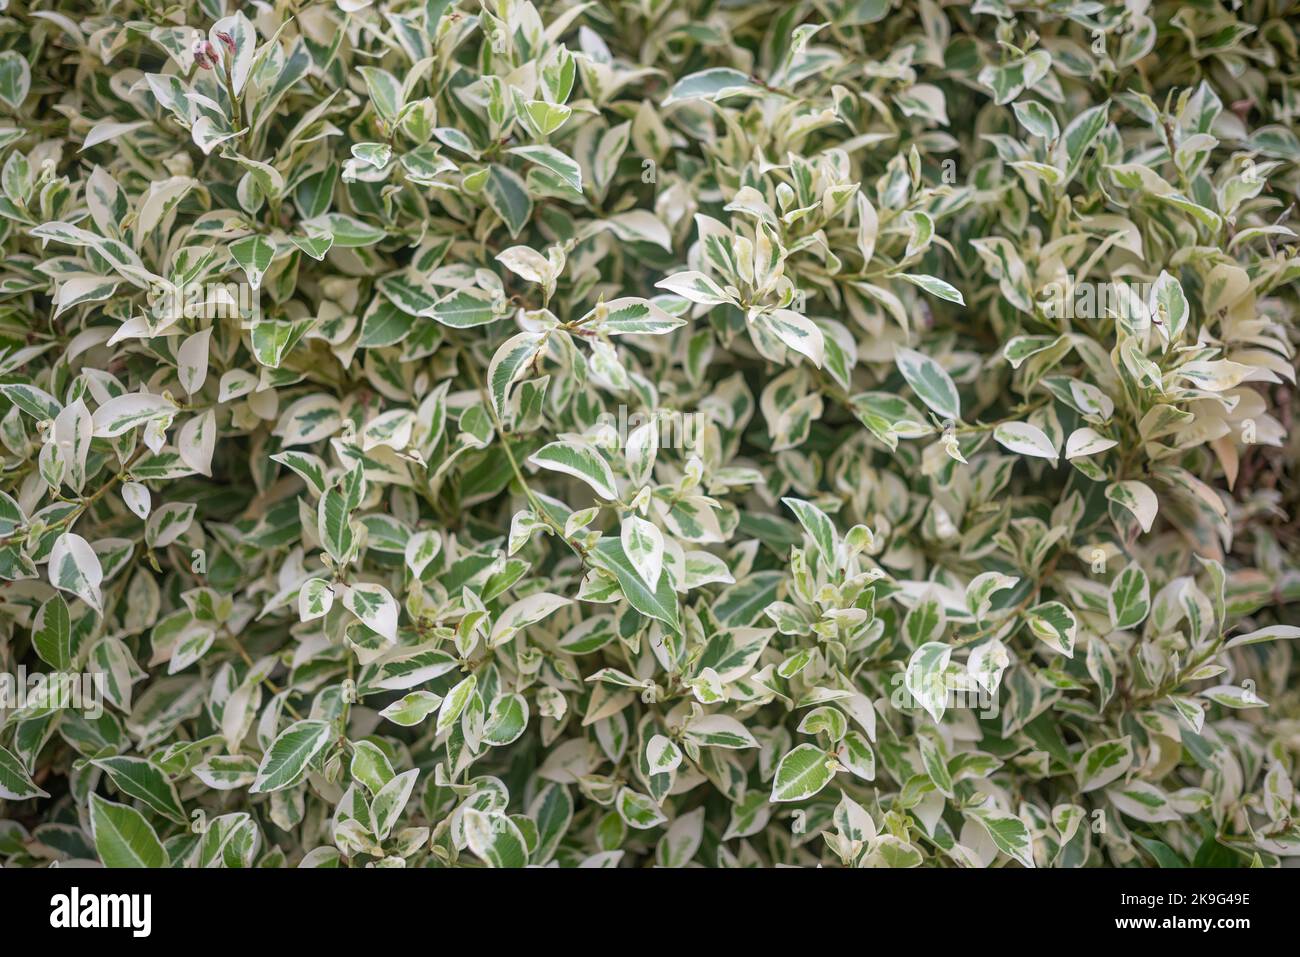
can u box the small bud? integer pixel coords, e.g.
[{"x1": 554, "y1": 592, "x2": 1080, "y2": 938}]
[
  {"x1": 216, "y1": 31, "x2": 236, "y2": 54},
  {"x1": 191, "y1": 39, "x2": 217, "y2": 69}
]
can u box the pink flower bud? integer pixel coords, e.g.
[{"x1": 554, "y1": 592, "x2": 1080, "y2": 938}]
[
  {"x1": 191, "y1": 38, "x2": 217, "y2": 69},
  {"x1": 216, "y1": 31, "x2": 236, "y2": 54}
]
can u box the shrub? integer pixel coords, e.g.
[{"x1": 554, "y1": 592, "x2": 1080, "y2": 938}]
[{"x1": 0, "y1": 0, "x2": 1297, "y2": 869}]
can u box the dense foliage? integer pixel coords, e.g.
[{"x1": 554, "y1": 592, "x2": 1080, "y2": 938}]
[{"x1": 0, "y1": 0, "x2": 1298, "y2": 869}]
